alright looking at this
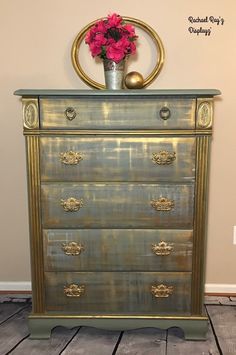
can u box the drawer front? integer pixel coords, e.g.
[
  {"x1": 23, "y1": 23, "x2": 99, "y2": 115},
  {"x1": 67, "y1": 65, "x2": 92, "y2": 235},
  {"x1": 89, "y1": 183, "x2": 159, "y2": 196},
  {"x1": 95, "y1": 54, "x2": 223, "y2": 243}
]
[
  {"x1": 40, "y1": 137, "x2": 196, "y2": 182},
  {"x1": 43, "y1": 229, "x2": 193, "y2": 272},
  {"x1": 45, "y1": 271, "x2": 191, "y2": 315},
  {"x1": 41, "y1": 183, "x2": 194, "y2": 228},
  {"x1": 40, "y1": 98, "x2": 196, "y2": 129}
]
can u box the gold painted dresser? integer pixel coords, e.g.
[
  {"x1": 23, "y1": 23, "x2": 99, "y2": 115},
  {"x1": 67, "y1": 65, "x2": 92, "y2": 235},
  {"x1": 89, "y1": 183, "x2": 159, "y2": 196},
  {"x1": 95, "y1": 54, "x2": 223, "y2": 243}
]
[{"x1": 15, "y1": 89, "x2": 220, "y2": 339}]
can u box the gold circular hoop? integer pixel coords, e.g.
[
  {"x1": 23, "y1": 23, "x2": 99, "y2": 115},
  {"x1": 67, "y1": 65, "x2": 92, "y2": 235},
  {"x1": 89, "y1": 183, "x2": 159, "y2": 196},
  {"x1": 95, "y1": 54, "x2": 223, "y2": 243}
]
[{"x1": 71, "y1": 16, "x2": 165, "y2": 90}]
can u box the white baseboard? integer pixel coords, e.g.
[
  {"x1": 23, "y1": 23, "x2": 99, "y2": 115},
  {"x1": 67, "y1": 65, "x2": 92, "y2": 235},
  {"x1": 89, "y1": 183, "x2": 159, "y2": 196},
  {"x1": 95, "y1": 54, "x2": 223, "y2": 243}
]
[
  {"x1": 0, "y1": 282, "x2": 31, "y2": 291},
  {"x1": 205, "y1": 284, "x2": 236, "y2": 294},
  {"x1": 0, "y1": 282, "x2": 236, "y2": 294}
]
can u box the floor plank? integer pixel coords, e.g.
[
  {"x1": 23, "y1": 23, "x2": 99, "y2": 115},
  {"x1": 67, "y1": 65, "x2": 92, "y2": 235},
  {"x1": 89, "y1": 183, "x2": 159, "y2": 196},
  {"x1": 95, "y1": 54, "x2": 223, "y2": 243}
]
[
  {"x1": 115, "y1": 328, "x2": 166, "y2": 355},
  {"x1": 0, "y1": 303, "x2": 28, "y2": 324},
  {"x1": 61, "y1": 326, "x2": 121, "y2": 355},
  {"x1": 166, "y1": 325, "x2": 220, "y2": 355},
  {"x1": 204, "y1": 296, "x2": 221, "y2": 305},
  {"x1": 0, "y1": 305, "x2": 31, "y2": 354},
  {"x1": 9, "y1": 326, "x2": 78, "y2": 355},
  {"x1": 206, "y1": 305, "x2": 236, "y2": 355}
]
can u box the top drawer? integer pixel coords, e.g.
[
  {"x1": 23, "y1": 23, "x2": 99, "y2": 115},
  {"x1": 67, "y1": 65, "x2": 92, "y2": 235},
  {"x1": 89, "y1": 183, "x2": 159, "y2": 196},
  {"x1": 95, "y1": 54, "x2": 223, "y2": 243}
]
[{"x1": 40, "y1": 97, "x2": 196, "y2": 130}]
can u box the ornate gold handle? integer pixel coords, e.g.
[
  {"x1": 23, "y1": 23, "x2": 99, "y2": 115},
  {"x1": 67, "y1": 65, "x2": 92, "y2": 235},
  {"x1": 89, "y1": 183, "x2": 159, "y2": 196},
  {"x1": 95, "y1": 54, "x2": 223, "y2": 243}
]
[
  {"x1": 151, "y1": 284, "x2": 174, "y2": 298},
  {"x1": 64, "y1": 284, "x2": 85, "y2": 297},
  {"x1": 65, "y1": 107, "x2": 77, "y2": 121},
  {"x1": 60, "y1": 151, "x2": 83, "y2": 165},
  {"x1": 62, "y1": 242, "x2": 85, "y2": 256},
  {"x1": 159, "y1": 107, "x2": 171, "y2": 120},
  {"x1": 61, "y1": 197, "x2": 83, "y2": 212},
  {"x1": 152, "y1": 151, "x2": 176, "y2": 165},
  {"x1": 150, "y1": 197, "x2": 174, "y2": 211},
  {"x1": 152, "y1": 241, "x2": 174, "y2": 256}
]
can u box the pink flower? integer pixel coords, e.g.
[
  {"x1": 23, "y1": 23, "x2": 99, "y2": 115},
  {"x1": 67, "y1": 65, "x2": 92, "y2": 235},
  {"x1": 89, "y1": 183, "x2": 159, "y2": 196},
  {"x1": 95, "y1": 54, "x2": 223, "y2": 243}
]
[
  {"x1": 106, "y1": 43, "x2": 125, "y2": 62},
  {"x1": 123, "y1": 24, "x2": 136, "y2": 36},
  {"x1": 85, "y1": 13, "x2": 138, "y2": 62},
  {"x1": 89, "y1": 42, "x2": 102, "y2": 57},
  {"x1": 107, "y1": 13, "x2": 122, "y2": 28},
  {"x1": 95, "y1": 20, "x2": 107, "y2": 34}
]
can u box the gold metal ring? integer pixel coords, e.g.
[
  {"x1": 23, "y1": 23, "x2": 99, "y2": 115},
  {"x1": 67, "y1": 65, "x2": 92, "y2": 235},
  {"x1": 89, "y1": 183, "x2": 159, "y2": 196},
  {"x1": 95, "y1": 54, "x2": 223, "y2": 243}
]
[{"x1": 71, "y1": 16, "x2": 165, "y2": 90}]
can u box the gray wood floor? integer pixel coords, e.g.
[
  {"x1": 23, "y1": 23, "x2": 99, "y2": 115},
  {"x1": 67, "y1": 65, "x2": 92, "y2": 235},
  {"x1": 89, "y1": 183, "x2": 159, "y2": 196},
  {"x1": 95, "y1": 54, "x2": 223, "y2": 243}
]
[{"x1": 0, "y1": 295, "x2": 236, "y2": 355}]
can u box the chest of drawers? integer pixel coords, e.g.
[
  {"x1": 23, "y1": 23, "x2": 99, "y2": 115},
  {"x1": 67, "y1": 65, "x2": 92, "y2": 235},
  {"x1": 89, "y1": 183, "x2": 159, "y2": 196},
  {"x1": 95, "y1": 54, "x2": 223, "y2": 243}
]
[{"x1": 15, "y1": 89, "x2": 220, "y2": 339}]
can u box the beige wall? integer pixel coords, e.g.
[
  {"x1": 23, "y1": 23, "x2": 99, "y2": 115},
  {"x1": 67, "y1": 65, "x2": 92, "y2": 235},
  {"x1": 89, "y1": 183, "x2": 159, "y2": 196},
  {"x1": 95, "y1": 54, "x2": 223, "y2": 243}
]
[{"x1": 0, "y1": 0, "x2": 235, "y2": 287}]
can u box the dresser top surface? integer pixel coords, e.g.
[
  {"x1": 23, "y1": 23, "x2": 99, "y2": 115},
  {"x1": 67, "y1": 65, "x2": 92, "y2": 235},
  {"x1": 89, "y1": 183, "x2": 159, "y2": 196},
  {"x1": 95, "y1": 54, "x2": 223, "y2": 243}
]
[{"x1": 14, "y1": 89, "x2": 221, "y2": 97}]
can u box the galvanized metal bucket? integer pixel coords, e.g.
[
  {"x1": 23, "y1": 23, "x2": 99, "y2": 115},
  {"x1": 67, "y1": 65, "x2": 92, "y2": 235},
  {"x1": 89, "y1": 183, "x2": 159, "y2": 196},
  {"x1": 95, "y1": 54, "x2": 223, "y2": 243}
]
[{"x1": 103, "y1": 59, "x2": 126, "y2": 90}]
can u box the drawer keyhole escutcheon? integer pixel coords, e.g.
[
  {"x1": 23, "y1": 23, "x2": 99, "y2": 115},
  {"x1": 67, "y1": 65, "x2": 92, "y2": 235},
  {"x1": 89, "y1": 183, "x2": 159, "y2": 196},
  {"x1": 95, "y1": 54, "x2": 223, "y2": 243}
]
[
  {"x1": 65, "y1": 107, "x2": 77, "y2": 121},
  {"x1": 62, "y1": 242, "x2": 85, "y2": 256},
  {"x1": 151, "y1": 284, "x2": 174, "y2": 298},
  {"x1": 152, "y1": 151, "x2": 176, "y2": 165},
  {"x1": 61, "y1": 197, "x2": 83, "y2": 212},
  {"x1": 64, "y1": 284, "x2": 85, "y2": 297},
  {"x1": 152, "y1": 241, "x2": 174, "y2": 256},
  {"x1": 150, "y1": 197, "x2": 174, "y2": 211},
  {"x1": 159, "y1": 107, "x2": 171, "y2": 120},
  {"x1": 60, "y1": 151, "x2": 83, "y2": 165}
]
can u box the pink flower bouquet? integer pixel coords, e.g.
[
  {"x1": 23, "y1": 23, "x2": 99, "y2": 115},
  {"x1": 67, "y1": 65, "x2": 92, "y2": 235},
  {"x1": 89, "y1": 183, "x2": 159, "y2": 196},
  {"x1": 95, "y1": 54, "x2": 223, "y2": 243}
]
[{"x1": 85, "y1": 13, "x2": 138, "y2": 63}]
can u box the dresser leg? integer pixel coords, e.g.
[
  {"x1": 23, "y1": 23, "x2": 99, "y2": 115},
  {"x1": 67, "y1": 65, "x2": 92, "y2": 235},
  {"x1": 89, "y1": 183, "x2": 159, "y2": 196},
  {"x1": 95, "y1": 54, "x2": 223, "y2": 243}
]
[
  {"x1": 28, "y1": 319, "x2": 52, "y2": 339},
  {"x1": 181, "y1": 320, "x2": 209, "y2": 340}
]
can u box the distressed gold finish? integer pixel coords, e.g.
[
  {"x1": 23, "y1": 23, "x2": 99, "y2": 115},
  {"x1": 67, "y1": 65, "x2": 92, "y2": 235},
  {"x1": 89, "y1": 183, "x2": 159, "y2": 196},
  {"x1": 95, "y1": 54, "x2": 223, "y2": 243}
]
[
  {"x1": 24, "y1": 129, "x2": 212, "y2": 136},
  {"x1": 29, "y1": 314, "x2": 207, "y2": 320},
  {"x1": 61, "y1": 197, "x2": 83, "y2": 212},
  {"x1": 39, "y1": 98, "x2": 195, "y2": 130},
  {"x1": 150, "y1": 197, "x2": 175, "y2": 211},
  {"x1": 64, "y1": 284, "x2": 85, "y2": 297},
  {"x1": 16, "y1": 89, "x2": 220, "y2": 339},
  {"x1": 26, "y1": 136, "x2": 45, "y2": 313},
  {"x1": 151, "y1": 284, "x2": 174, "y2": 298},
  {"x1": 22, "y1": 98, "x2": 39, "y2": 129},
  {"x1": 152, "y1": 241, "x2": 174, "y2": 256},
  {"x1": 197, "y1": 99, "x2": 213, "y2": 129},
  {"x1": 152, "y1": 151, "x2": 176, "y2": 165},
  {"x1": 191, "y1": 136, "x2": 210, "y2": 315},
  {"x1": 60, "y1": 151, "x2": 83, "y2": 165},
  {"x1": 62, "y1": 242, "x2": 85, "y2": 256},
  {"x1": 71, "y1": 17, "x2": 165, "y2": 89}
]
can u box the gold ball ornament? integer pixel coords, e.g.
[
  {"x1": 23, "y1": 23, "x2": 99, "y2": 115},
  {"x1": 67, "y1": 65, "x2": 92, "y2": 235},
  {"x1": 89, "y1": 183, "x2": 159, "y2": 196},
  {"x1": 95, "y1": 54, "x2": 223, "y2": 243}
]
[{"x1": 124, "y1": 71, "x2": 144, "y2": 89}]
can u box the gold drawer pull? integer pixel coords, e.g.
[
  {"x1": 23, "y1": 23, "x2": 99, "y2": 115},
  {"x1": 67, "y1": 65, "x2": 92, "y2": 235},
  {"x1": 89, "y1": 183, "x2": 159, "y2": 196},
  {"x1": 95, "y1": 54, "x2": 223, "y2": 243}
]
[
  {"x1": 152, "y1": 241, "x2": 174, "y2": 256},
  {"x1": 61, "y1": 197, "x2": 83, "y2": 212},
  {"x1": 152, "y1": 151, "x2": 176, "y2": 165},
  {"x1": 65, "y1": 107, "x2": 77, "y2": 121},
  {"x1": 150, "y1": 197, "x2": 174, "y2": 211},
  {"x1": 151, "y1": 284, "x2": 174, "y2": 298},
  {"x1": 159, "y1": 106, "x2": 171, "y2": 120},
  {"x1": 60, "y1": 151, "x2": 83, "y2": 165},
  {"x1": 62, "y1": 242, "x2": 85, "y2": 256},
  {"x1": 64, "y1": 284, "x2": 85, "y2": 297}
]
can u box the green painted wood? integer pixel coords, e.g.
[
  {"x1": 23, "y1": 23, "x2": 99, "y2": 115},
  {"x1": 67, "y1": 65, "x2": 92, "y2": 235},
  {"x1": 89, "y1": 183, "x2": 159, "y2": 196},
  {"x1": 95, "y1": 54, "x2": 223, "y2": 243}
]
[
  {"x1": 39, "y1": 97, "x2": 196, "y2": 130},
  {"x1": 28, "y1": 317, "x2": 208, "y2": 340},
  {"x1": 116, "y1": 328, "x2": 166, "y2": 354},
  {"x1": 61, "y1": 327, "x2": 121, "y2": 355},
  {"x1": 14, "y1": 89, "x2": 221, "y2": 97},
  {"x1": 41, "y1": 183, "x2": 194, "y2": 229},
  {"x1": 44, "y1": 271, "x2": 191, "y2": 315},
  {"x1": 9, "y1": 326, "x2": 78, "y2": 354},
  {"x1": 0, "y1": 306, "x2": 31, "y2": 353},
  {"x1": 40, "y1": 136, "x2": 196, "y2": 182},
  {"x1": 43, "y1": 229, "x2": 193, "y2": 272},
  {"x1": 166, "y1": 324, "x2": 220, "y2": 354},
  {"x1": 206, "y1": 305, "x2": 236, "y2": 354}
]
